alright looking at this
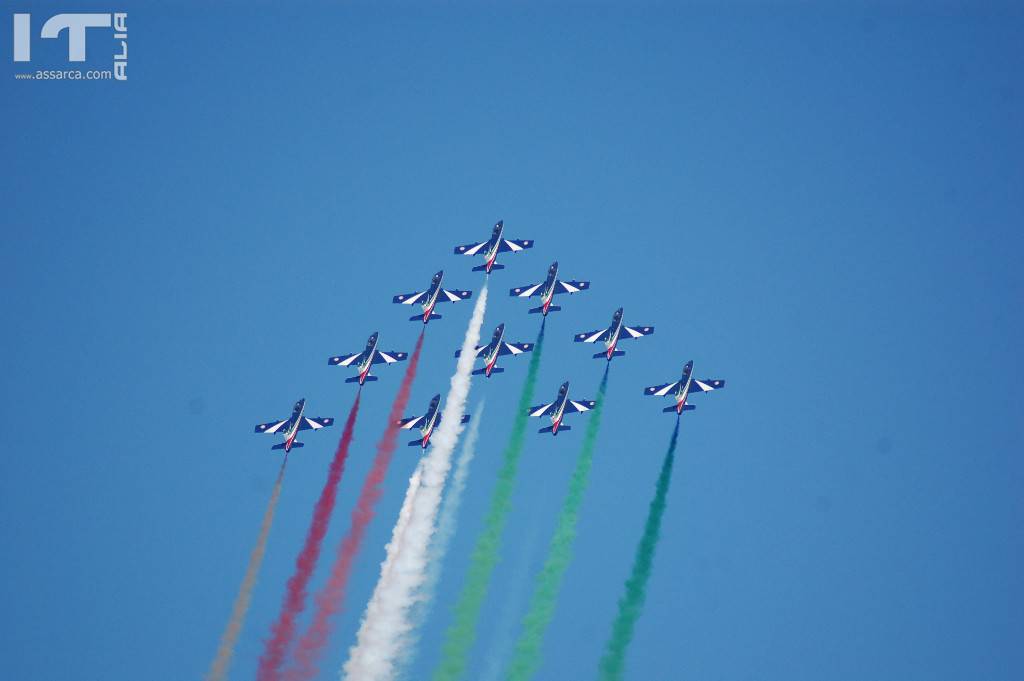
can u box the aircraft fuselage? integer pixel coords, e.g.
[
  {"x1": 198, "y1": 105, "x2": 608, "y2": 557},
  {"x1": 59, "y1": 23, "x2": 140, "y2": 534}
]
[
  {"x1": 419, "y1": 397, "x2": 441, "y2": 447},
  {"x1": 674, "y1": 361, "x2": 695, "y2": 413},
  {"x1": 540, "y1": 262, "x2": 559, "y2": 314},
  {"x1": 283, "y1": 399, "x2": 306, "y2": 452},
  {"x1": 483, "y1": 324, "x2": 505, "y2": 376},
  {"x1": 421, "y1": 271, "x2": 443, "y2": 320},
  {"x1": 551, "y1": 382, "x2": 570, "y2": 434},
  {"x1": 357, "y1": 333, "x2": 379, "y2": 384},
  {"x1": 604, "y1": 308, "x2": 625, "y2": 359},
  {"x1": 483, "y1": 223, "x2": 504, "y2": 272}
]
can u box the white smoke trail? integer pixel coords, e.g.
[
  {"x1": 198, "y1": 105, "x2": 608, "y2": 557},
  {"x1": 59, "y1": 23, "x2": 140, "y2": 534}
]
[
  {"x1": 405, "y1": 402, "x2": 485, "y2": 665},
  {"x1": 343, "y1": 284, "x2": 488, "y2": 681}
]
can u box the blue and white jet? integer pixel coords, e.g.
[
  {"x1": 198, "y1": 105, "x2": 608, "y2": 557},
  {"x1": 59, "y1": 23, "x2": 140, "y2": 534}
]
[
  {"x1": 254, "y1": 398, "x2": 334, "y2": 453},
  {"x1": 397, "y1": 394, "x2": 471, "y2": 449},
  {"x1": 528, "y1": 381, "x2": 596, "y2": 436},
  {"x1": 453, "y1": 220, "x2": 533, "y2": 274},
  {"x1": 328, "y1": 332, "x2": 408, "y2": 386},
  {"x1": 643, "y1": 360, "x2": 726, "y2": 415},
  {"x1": 455, "y1": 322, "x2": 534, "y2": 378},
  {"x1": 574, "y1": 307, "x2": 654, "y2": 361},
  {"x1": 392, "y1": 270, "x2": 473, "y2": 324},
  {"x1": 509, "y1": 261, "x2": 590, "y2": 316}
]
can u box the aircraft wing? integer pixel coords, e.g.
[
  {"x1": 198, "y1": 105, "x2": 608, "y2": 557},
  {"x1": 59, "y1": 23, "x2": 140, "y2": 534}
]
[
  {"x1": 690, "y1": 378, "x2": 726, "y2": 393},
  {"x1": 393, "y1": 290, "x2": 427, "y2": 305},
  {"x1": 328, "y1": 351, "x2": 364, "y2": 367},
  {"x1": 255, "y1": 419, "x2": 290, "y2": 434},
  {"x1": 436, "y1": 413, "x2": 472, "y2": 425},
  {"x1": 509, "y1": 282, "x2": 544, "y2": 298},
  {"x1": 454, "y1": 344, "x2": 489, "y2": 359},
  {"x1": 440, "y1": 288, "x2": 473, "y2": 302},
  {"x1": 397, "y1": 415, "x2": 426, "y2": 430},
  {"x1": 372, "y1": 350, "x2": 409, "y2": 365},
  {"x1": 620, "y1": 325, "x2": 655, "y2": 339},
  {"x1": 454, "y1": 241, "x2": 488, "y2": 256},
  {"x1": 497, "y1": 341, "x2": 534, "y2": 357},
  {"x1": 644, "y1": 381, "x2": 680, "y2": 397},
  {"x1": 565, "y1": 400, "x2": 596, "y2": 414},
  {"x1": 497, "y1": 238, "x2": 534, "y2": 253},
  {"x1": 298, "y1": 416, "x2": 334, "y2": 431},
  {"x1": 554, "y1": 279, "x2": 590, "y2": 295},
  {"x1": 528, "y1": 402, "x2": 557, "y2": 417},
  {"x1": 574, "y1": 327, "x2": 611, "y2": 344}
]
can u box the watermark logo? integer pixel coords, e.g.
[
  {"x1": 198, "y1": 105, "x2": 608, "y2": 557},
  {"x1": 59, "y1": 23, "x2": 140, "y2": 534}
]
[{"x1": 12, "y1": 12, "x2": 127, "y2": 81}]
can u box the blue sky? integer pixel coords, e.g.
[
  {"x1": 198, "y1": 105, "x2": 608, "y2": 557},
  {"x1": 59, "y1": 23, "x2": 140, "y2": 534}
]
[{"x1": 2, "y1": 2, "x2": 1022, "y2": 680}]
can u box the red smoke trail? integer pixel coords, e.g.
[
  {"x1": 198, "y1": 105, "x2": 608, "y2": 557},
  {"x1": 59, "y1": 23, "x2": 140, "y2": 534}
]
[
  {"x1": 284, "y1": 331, "x2": 425, "y2": 681},
  {"x1": 257, "y1": 392, "x2": 362, "y2": 681}
]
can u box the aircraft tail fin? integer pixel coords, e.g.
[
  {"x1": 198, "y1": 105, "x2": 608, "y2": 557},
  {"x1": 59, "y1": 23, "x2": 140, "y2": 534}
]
[
  {"x1": 272, "y1": 441, "x2": 304, "y2": 451},
  {"x1": 472, "y1": 367, "x2": 504, "y2": 376},
  {"x1": 538, "y1": 425, "x2": 571, "y2": 434},
  {"x1": 345, "y1": 375, "x2": 377, "y2": 384},
  {"x1": 473, "y1": 263, "x2": 505, "y2": 272},
  {"x1": 593, "y1": 350, "x2": 625, "y2": 360},
  {"x1": 410, "y1": 313, "x2": 442, "y2": 322},
  {"x1": 407, "y1": 439, "x2": 425, "y2": 448},
  {"x1": 663, "y1": 404, "x2": 696, "y2": 413},
  {"x1": 529, "y1": 305, "x2": 561, "y2": 314}
]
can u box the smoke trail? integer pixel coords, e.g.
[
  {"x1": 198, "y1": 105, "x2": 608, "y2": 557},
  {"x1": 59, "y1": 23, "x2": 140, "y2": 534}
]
[
  {"x1": 284, "y1": 333, "x2": 426, "y2": 681},
  {"x1": 405, "y1": 402, "x2": 486, "y2": 660},
  {"x1": 206, "y1": 457, "x2": 288, "y2": 681},
  {"x1": 432, "y1": 324, "x2": 547, "y2": 681},
  {"x1": 344, "y1": 283, "x2": 489, "y2": 681},
  {"x1": 257, "y1": 393, "x2": 362, "y2": 681},
  {"x1": 478, "y1": 498, "x2": 546, "y2": 681},
  {"x1": 598, "y1": 421, "x2": 680, "y2": 681},
  {"x1": 504, "y1": 367, "x2": 610, "y2": 681}
]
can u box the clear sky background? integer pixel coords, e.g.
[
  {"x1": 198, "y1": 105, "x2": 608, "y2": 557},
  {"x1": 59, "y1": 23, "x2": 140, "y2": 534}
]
[{"x1": 2, "y1": 2, "x2": 1022, "y2": 680}]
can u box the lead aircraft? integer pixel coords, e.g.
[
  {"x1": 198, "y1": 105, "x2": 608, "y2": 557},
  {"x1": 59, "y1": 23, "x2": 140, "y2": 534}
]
[
  {"x1": 643, "y1": 360, "x2": 726, "y2": 414},
  {"x1": 453, "y1": 220, "x2": 533, "y2": 273},
  {"x1": 397, "y1": 394, "x2": 471, "y2": 448},
  {"x1": 254, "y1": 398, "x2": 334, "y2": 453},
  {"x1": 392, "y1": 270, "x2": 472, "y2": 324},
  {"x1": 328, "y1": 332, "x2": 408, "y2": 386},
  {"x1": 455, "y1": 322, "x2": 534, "y2": 377},
  {"x1": 574, "y1": 307, "x2": 654, "y2": 361},
  {"x1": 508, "y1": 261, "x2": 590, "y2": 315},
  {"x1": 529, "y1": 381, "x2": 596, "y2": 435}
]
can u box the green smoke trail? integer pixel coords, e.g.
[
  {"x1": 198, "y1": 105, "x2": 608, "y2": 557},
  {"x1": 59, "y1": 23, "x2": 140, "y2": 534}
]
[
  {"x1": 504, "y1": 368, "x2": 610, "y2": 681},
  {"x1": 431, "y1": 323, "x2": 547, "y2": 681},
  {"x1": 597, "y1": 420, "x2": 680, "y2": 681}
]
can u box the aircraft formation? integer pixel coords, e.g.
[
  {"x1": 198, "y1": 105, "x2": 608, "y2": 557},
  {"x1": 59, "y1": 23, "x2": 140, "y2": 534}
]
[{"x1": 254, "y1": 219, "x2": 726, "y2": 452}]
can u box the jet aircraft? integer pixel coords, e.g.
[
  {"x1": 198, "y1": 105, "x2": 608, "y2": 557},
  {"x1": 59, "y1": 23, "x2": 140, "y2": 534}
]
[
  {"x1": 509, "y1": 261, "x2": 590, "y2": 315},
  {"x1": 528, "y1": 381, "x2": 595, "y2": 435},
  {"x1": 643, "y1": 360, "x2": 726, "y2": 414},
  {"x1": 455, "y1": 322, "x2": 534, "y2": 377},
  {"x1": 392, "y1": 270, "x2": 472, "y2": 324},
  {"x1": 328, "y1": 332, "x2": 408, "y2": 386},
  {"x1": 453, "y1": 220, "x2": 533, "y2": 273},
  {"x1": 397, "y1": 394, "x2": 471, "y2": 448},
  {"x1": 574, "y1": 307, "x2": 654, "y2": 361},
  {"x1": 254, "y1": 399, "x2": 334, "y2": 453}
]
